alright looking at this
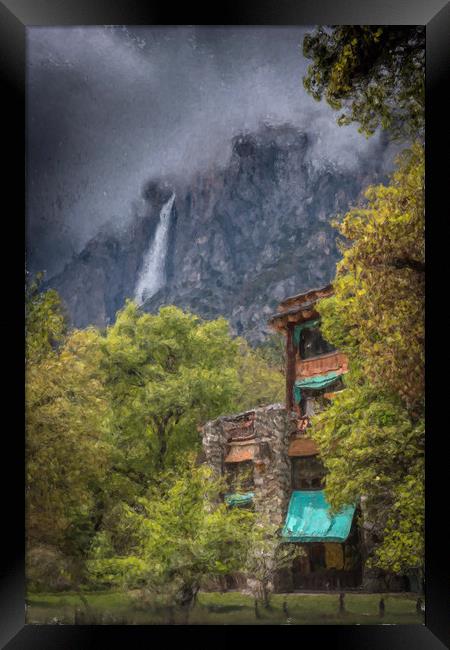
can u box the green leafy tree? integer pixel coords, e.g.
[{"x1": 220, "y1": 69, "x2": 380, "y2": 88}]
[
  {"x1": 312, "y1": 378, "x2": 424, "y2": 574},
  {"x1": 319, "y1": 144, "x2": 424, "y2": 411},
  {"x1": 254, "y1": 332, "x2": 285, "y2": 376},
  {"x1": 100, "y1": 302, "x2": 243, "y2": 475},
  {"x1": 311, "y1": 145, "x2": 424, "y2": 574},
  {"x1": 232, "y1": 338, "x2": 284, "y2": 412},
  {"x1": 88, "y1": 457, "x2": 256, "y2": 623},
  {"x1": 26, "y1": 285, "x2": 112, "y2": 590},
  {"x1": 303, "y1": 26, "x2": 425, "y2": 140},
  {"x1": 26, "y1": 288, "x2": 284, "y2": 594},
  {"x1": 26, "y1": 272, "x2": 66, "y2": 363},
  {"x1": 243, "y1": 514, "x2": 304, "y2": 611},
  {"x1": 302, "y1": 25, "x2": 424, "y2": 576}
]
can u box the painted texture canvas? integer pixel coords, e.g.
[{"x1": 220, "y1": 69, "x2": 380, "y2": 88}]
[{"x1": 25, "y1": 25, "x2": 425, "y2": 625}]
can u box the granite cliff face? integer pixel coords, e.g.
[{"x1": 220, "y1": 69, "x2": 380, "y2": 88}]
[{"x1": 48, "y1": 124, "x2": 389, "y2": 342}]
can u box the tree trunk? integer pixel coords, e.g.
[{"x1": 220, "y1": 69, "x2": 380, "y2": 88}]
[
  {"x1": 75, "y1": 589, "x2": 93, "y2": 623},
  {"x1": 167, "y1": 605, "x2": 175, "y2": 625},
  {"x1": 180, "y1": 604, "x2": 190, "y2": 625},
  {"x1": 418, "y1": 566, "x2": 425, "y2": 596},
  {"x1": 262, "y1": 582, "x2": 271, "y2": 610},
  {"x1": 176, "y1": 581, "x2": 199, "y2": 624},
  {"x1": 154, "y1": 415, "x2": 170, "y2": 469}
]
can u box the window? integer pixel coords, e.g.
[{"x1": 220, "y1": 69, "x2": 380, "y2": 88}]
[
  {"x1": 291, "y1": 456, "x2": 326, "y2": 490},
  {"x1": 309, "y1": 543, "x2": 326, "y2": 571},
  {"x1": 300, "y1": 379, "x2": 345, "y2": 414},
  {"x1": 299, "y1": 327, "x2": 336, "y2": 359},
  {"x1": 226, "y1": 460, "x2": 254, "y2": 493}
]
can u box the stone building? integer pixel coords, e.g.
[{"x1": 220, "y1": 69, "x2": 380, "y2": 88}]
[{"x1": 201, "y1": 284, "x2": 408, "y2": 592}]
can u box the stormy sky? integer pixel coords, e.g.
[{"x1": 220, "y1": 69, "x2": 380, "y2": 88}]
[{"x1": 26, "y1": 26, "x2": 394, "y2": 279}]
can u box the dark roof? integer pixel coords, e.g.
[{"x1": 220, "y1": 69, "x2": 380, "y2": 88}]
[
  {"x1": 279, "y1": 283, "x2": 333, "y2": 308},
  {"x1": 268, "y1": 300, "x2": 318, "y2": 323}
]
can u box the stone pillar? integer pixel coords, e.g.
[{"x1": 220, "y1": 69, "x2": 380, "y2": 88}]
[
  {"x1": 201, "y1": 404, "x2": 297, "y2": 594},
  {"x1": 252, "y1": 405, "x2": 293, "y2": 529},
  {"x1": 252, "y1": 405, "x2": 296, "y2": 594}
]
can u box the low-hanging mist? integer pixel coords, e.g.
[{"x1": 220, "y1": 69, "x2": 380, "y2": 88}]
[
  {"x1": 47, "y1": 123, "x2": 392, "y2": 342},
  {"x1": 27, "y1": 26, "x2": 398, "y2": 280}
]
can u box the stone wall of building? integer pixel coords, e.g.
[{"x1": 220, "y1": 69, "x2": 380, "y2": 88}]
[
  {"x1": 251, "y1": 405, "x2": 295, "y2": 528},
  {"x1": 201, "y1": 413, "x2": 230, "y2": 479},
  {"x1": 201, "y1": 403, "x2": 297, "y2": 594},
  {"x1": 202, "y1": 402, "x2": 405, "y2": 594},
  {"x1": 202, "y1": 403, "x2": 296, "y2": 529}
]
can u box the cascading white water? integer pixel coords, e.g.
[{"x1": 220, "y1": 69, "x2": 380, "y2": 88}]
[{"x1": 134, "y1": 192, "x2": 175, "y2": 305}]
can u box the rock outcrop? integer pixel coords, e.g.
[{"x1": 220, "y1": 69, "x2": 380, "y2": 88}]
[{"x1": 47, "y1": 123, "x2": 390, "y2": 341}]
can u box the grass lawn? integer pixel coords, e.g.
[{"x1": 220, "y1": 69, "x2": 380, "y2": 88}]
[{"x1": 26, "y1": 590, "x2": 424, "y2": 625}]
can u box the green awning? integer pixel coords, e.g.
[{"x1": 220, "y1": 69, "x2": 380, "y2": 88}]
[
  {"x1": 224, "y1": 492, "x2": 254, "y2": 507},
  {"x1": 293, "y1": 370, "x2": 340, "y2": 403},
  {"x1": 281, "y1": 490, "x2": 356, "y2": 543}
]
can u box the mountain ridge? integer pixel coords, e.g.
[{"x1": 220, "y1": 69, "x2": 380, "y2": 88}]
[{"x1": 46, "y1": 123, "x2": 391, "y2": 342}]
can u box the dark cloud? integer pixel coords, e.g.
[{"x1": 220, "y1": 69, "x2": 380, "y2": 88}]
[{"x1": 26, "y1": 26, "x2": 396, "y2": 278}]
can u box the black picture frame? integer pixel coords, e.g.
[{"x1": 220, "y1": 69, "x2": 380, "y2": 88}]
[{"x1": 1, "y1": 1, "x2": 448, "y2": 647}]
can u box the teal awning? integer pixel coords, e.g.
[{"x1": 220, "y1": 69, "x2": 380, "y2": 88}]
[
  {"x1": 281, "y1": 490, "x2": 356, "y2": 543},
  {"x1": 224, "y1": 492, "x2": 254, "y2": 507},
  {"x1": 293, "y1": 370, "x2": 340, "y2": 403},
  {"x1": 293, "y1": 319, "x2": 321, "y2": 347}
]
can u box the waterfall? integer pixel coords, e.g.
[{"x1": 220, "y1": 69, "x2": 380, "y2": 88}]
[{"x1": 134, "y1": 192, "x2": 175, "y2": 305}]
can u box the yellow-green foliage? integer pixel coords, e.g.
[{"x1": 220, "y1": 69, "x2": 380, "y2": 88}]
[
  {"x1": 303, "y1": 26, "x2": 424, "y2": 574},
  {"x1": 102, "y1": 302, "x2": 242, "y2": 470},
  {"x1": 26, "y1": 321, "x2": 111, "y2": 552},
  {"x1": 303, "y1": 26, "x2": 424, "y2": 140},
  {"x1": 26, "y1": 273, "x2": 66, "y2": 363},
  {"x1": 320, "y1": 144, "x2": 424, "y2": 411},
  {"x1": 99, "y1": 301, "x2": 284, "y2": 471},
  {"x1": 26, "y1": 287, "x2": 284, "y2": 591},
  {"x1": 311, "y1": 145, "x2": 424, "y2": 573},
  {"x1": 88, "y1": 458, "x2": 256, "y2": 607},
  {"x1": 232, "y1": 338, "x2": 284, "y2": 412},
  {"x1": 312, "y1": 380, "x2": 424, "y2": 573}
]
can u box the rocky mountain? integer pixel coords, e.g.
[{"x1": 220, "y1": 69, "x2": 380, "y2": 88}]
[{"x1": 47, "y1": 123, "x2": 390, "y2": 343}]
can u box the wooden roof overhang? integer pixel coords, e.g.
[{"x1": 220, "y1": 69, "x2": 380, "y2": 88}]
[
  {"x1": 224, "y1": 439, "x2": 257, "y2": 463},
  {"x1": 288, "y1": 436, "x2": 319, "y2": 457},
  {"x1": 268, "y1": 283, "x2": 334, "y2": 334},
  {"x1": 268, "y1": 303, "x2": 320, "y2": 333},
  {"x1": 278, "y1": 284, "x2": 333, "y2": 311}
]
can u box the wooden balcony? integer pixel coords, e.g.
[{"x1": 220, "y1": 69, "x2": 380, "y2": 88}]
[{"x1": 296, "y1": 351, "x2": 348, "y2": 379}]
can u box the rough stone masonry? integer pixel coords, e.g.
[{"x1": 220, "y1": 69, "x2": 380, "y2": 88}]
[{"x1": 202, "y1": 403, "x2": 297, "y2": 528}]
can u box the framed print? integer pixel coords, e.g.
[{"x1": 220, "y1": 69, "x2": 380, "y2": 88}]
[{"x1": 1, "y1": 0, "x2": 449, "y2": 647}]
